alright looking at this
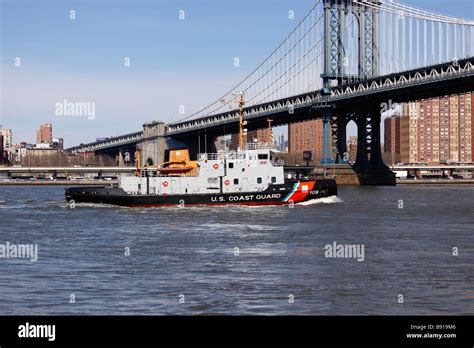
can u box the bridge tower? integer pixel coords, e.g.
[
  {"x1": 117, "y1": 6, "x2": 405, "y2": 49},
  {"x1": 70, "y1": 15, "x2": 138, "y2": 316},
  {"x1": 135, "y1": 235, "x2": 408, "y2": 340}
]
[
  {"x1": 320, "y1": 0, "x2": 381, "y2": 165},
  {"x1": 321, "y1": 0, "x2": 380, "y2": 87}
]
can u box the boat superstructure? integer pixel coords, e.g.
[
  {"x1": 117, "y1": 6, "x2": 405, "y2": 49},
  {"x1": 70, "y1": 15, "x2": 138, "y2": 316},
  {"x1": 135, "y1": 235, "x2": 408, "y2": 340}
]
[
  {"x1": 65, "y1": 143, "x2": 336, "y2": 207},
  {"x1": 121, "y1": 143, "x2": 285, "y2": 196}
]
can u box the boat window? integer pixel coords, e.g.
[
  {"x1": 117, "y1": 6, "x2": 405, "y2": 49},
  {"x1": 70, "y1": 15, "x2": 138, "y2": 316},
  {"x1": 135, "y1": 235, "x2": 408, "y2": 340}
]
[
  {"x1": 233, "y1": 178, "x2": 239, "y2": 185},
  {"x1": 271, "y1": 176, "x2": 276, "y2": 183},
  {"x1": 258, "y1": 154, "x2": 268, "y2": 160},
  {"x1": 257, "y1": 177, "x2": 262, "y2": 184},
  {"x1": 228, "y1": 162, "x2": 234, "y2": 169},
  {"x1": 208, "y1": 177, "x2": 218, "y2": 184}
]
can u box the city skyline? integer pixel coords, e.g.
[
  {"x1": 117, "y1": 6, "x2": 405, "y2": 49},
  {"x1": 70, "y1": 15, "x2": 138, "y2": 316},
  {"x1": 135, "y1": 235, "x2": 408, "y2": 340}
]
[{"x1": 1, "y1": 0, "x2": 473, "y2": 147}]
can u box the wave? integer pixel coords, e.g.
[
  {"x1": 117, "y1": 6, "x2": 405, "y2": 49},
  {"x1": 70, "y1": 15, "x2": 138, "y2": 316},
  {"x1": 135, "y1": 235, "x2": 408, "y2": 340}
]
[
  {"x1": 200, "y1": 222, "x2": 279, "y2": 231},
  {"x1": 61, "y1": 202, "x2": 119, "y2": 209},
  {"x1": 296, "y1": 195, "x2": 342, "y2": 206}
]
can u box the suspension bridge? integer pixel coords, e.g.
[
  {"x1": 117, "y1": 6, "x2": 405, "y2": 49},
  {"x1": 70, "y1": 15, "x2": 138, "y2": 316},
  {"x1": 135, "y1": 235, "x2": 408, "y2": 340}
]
[{"x1": 70, "y1": 0, "x2": 474, "y2": 185}]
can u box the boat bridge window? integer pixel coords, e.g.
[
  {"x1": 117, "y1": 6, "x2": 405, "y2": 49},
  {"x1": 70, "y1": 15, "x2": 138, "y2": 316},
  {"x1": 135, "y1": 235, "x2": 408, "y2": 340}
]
[
  {"x1": 228, "y1": 162, "x2": 234, "y2": 169},
  {"x1": 257, "y1": 177, "x2": 262, "y2": 184},
  {"x1": 233, "y1": 178, "x2": 239, "y2": 185},
  {"x1": 271, "y1": 176, "x2": 276, "y2": 183},
  {"x1": 208, "y1": 177, "x2": 218, "y2": 184},
  {"x1": 258, "y1": 154, "x2": 268, "y2": 160}
]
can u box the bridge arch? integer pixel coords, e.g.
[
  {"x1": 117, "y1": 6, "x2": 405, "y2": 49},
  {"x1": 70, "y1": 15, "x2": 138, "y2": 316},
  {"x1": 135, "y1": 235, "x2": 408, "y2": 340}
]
[{"x1": 342, "y1": 118, "x2": 357, "y2": 163}]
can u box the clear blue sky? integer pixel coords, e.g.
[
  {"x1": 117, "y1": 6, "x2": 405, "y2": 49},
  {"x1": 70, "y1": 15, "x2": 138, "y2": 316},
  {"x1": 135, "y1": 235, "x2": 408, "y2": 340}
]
[{"x1": 1, "y1": 0, "x2": 473, "y2": 146}]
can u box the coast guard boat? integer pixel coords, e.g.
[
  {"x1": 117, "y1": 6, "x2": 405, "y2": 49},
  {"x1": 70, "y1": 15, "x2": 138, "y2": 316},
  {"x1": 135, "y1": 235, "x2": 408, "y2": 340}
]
[
  {"x1": 65, "y1": 143, "x2": 337, "y2": 207},
  {"x1": 65, "y1": 93, "x2": 336, "y2": 207}
]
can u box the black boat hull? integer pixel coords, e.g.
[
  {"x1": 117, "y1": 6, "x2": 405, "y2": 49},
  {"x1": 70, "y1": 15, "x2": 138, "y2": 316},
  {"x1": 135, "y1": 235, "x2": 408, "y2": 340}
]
[{"x1": 65, "y1": 179, "x2": 337, "y2": 207}]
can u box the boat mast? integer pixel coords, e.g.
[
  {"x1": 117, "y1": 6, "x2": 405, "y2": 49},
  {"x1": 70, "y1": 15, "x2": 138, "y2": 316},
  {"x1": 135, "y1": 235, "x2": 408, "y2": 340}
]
[
  {"x1": 267, "y1": 118, "x2": 273, "y2": 145},
  {"x1": 135, "y1": 148, "x2": 141, "y2": 176},
  {"x1": 237, "y1": 91, "x2": 247, "y2": 151}
]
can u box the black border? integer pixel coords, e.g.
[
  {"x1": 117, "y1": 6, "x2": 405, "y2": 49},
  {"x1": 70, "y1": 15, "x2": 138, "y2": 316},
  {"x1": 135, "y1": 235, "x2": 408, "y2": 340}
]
[{"x1": 0, "y1": 316, "x2": 472, "y2": 346}]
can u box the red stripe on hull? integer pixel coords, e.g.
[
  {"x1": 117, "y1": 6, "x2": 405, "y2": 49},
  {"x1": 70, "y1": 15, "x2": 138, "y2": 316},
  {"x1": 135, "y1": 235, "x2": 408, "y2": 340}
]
[{"x1": 285, "y1": 181, "x2": 316, "y2": 202}]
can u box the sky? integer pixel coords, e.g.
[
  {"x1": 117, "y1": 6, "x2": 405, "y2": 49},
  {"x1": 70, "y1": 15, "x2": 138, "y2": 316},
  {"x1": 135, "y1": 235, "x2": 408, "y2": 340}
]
[{"x1": 1, "y1": 0, "x2": 473, "y2": 147}]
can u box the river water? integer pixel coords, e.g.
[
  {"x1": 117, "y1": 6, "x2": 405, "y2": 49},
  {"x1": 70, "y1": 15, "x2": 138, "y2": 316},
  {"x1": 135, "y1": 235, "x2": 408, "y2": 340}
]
[{"x1": 0, "y1": 185, "x2": 472, "y2": 315}]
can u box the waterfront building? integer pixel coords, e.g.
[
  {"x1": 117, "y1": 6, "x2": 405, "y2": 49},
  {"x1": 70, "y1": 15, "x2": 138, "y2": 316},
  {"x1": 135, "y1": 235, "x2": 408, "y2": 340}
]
[
  {"x1": 215, "y1": 137, "x2": 231, "y2": 152},
  {"x1": 0, "y1": 127, "x2": 12, "y2": 150},
  {"x1": 347, "y1": 136, "x2": 358, "y2": 163},
  {"x1": 277, "y1": 133, "x2": 285, "y2": 151},
  {"x1": 0, "y1": 135, "x2": 3, "y2": 163},
  {"x1": 230, "y1": 128, "x2": 272, "y2": 150},
  {"x1": 52, "y1": 138, "x2": 64, "y2": 150},
  {"x1": 288, "y1": 119, "x2": 324, "y2": 164},
  {"x1": 384, "y1": 92, "x2": 474, "y2": 165},
  {"x1": 384, "y1": 108, "x2": 409, "y2": 165},
  {"x1": 36, "y1": 124, "x2": 53, "y2": 144}
]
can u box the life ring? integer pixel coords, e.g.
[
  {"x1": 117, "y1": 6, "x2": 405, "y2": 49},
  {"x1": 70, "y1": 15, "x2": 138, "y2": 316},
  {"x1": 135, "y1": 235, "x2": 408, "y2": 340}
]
[
  {"x1": 162, "y1": 181, "x2": 169, "y2": 187},
  {"x1": 213, "y1": 163, "x2": 219, "y2": 170},
  {"x1": 224, "y1": 179, "x2": 230, "y2": 186}
]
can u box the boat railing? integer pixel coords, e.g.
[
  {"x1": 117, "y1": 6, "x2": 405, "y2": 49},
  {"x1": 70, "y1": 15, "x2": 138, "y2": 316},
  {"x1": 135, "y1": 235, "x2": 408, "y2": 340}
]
[
  {"x1": 199, "y1": 152, "x2": 246, "y2": 161},
  {"x1": 245, "y1": 142, "x2": 274, "y2": 150},
  {"x1": 139, "y1": 168, "x2": 160, "y2": 177},
  {"x1": 198, "y1": 143, "x2": 277, "y2": 161}
]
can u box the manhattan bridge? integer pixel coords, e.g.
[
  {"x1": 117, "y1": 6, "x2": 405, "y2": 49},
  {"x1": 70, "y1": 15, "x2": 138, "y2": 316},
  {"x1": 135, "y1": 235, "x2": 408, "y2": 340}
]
[{"x1": 71, "y1": 0, "x2": 474, "y2": 185}]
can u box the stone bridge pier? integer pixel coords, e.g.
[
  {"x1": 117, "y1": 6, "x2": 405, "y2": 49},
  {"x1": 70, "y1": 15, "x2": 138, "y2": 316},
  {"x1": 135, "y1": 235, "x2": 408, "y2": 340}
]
[
  {"x1": 330, "y1": 107, "x2": 396, "y2": 185},
  {"x1": 137, "y1": 121, "x2": 221, "y2": 166},
  {"x1": 137, "y1": 121, "x2": 168, "y2": 166}
]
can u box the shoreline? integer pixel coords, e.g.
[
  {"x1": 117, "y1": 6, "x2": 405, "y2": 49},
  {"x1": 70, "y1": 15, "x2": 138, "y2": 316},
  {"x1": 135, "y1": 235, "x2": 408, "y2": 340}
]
[{"x1": 396, "y1": 179, "x2": 474, "y2": 185}]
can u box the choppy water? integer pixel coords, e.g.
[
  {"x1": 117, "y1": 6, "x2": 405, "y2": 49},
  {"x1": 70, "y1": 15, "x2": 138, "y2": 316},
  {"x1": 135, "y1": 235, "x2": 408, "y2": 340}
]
[{"x1": 0, "y1": 185, "x2": 472, "y2": 315}]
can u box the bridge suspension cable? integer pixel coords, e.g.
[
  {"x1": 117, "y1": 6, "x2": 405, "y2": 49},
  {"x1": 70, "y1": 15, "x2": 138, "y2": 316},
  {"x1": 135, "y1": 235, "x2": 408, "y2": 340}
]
[
  {"x1": 377, "y1": 0, "x2": 474, "y2": 26},
  {"x1": 173, "y1": 0, "x2": 474, "y2": 125},
  {"x1": 251, "y1": 16, "x2": 360, "y2": 105},
  {"x1": 356, "y1": 0, "x2": 474, "y2": 75},
  {"x1": 174, "y1": 0, "x2": 325, "y2": 123}
]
